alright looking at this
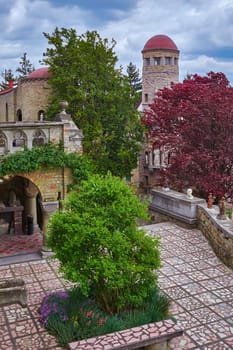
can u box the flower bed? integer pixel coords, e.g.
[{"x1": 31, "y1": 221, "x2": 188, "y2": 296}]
[{"x1": 39, "y1": 286, "x2": 172, "y2": 347}]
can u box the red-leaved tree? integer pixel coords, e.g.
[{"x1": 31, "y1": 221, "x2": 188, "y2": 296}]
[{"x1": 142, "y1": 72, "x2": 233, "y2": 199}]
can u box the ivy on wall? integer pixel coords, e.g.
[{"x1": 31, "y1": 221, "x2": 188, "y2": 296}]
[{"x1": 0, "y1": 142, "x2": 91, "y2": 183}]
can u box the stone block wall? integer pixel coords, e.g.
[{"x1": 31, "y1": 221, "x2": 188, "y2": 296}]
[
  {"x1": 0, "y1": 90, "x2": 16, "y2": 122},
  {"x1": 18, "y1": 167, "x2": 73, "y2": 202},
  {"x1": 197, "y1": 205, "x2": 233, "y2": 270},
  {"x1": 17, "y1": 78, "x2": 51, "y2": 121}
]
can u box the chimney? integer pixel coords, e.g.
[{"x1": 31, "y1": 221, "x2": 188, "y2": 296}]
[{"x1": 8, "y1": 81, "x2": 13, "y2": 88}]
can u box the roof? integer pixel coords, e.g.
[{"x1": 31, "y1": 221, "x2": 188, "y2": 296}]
[
  {"x1": 0, "y1": 87, "x2": 14, "y2": 95},
  {"x1": 0, "y1": 81, "x2": 14, "y2": 95},
  {"x1": 26, "y1": 67, "x2": 52, "y2": 79},
  {"x1": 142, "y1": 34, "x2": 178, "y2": 52}
]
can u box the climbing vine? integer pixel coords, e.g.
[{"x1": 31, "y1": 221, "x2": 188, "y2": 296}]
[{"x1": 0, "y1": 142, "x2": 91, "y2": 183}]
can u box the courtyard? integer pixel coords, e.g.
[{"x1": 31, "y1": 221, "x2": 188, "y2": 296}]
[{"x1": 0, "y1": 222, "x2": 233, "y2": 349}]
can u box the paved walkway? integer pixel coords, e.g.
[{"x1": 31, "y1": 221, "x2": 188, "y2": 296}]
[
  {"x1": 0, "y1": 222, "x2": 233, "y2": 349},
  {"x1": 148, "y1": 223, "x2": 233, "y2": 350}
]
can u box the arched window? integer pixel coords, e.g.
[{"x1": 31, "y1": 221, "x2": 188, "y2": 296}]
[
  {"x1": 38, "y1": 110, "x2": 45, "y2": 121},
  {"x1": 16, "y1": 109, "x2": 22, "y2": 122},
  {"x1": 32, "y1": 129, "x2": 46, "y2": 146},
  {"x1": 12, "y1": 130, "x2": 26, "y2": 147},
  {"x1": 0, "y1": 132, "x2": 7, "y2": 153}
]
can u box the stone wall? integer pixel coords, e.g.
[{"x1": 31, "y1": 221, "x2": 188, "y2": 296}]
[
  {"x1": 18, "y1": 167, "x2": 73, "y2": 202},
  {"x1": 197, "y1": 205, "x2": 233, "y2": 270},
  {"x1": 0, "y1": 90, "x2": 16, "y2": 122}
]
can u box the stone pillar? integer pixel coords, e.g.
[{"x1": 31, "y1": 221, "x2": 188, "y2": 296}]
[
  {"x1": 40, "y1": 201, "x2": 59, "y2": 258},
  {"x1": 24, "y1": 181, "x2": 39, "y2": 232}
]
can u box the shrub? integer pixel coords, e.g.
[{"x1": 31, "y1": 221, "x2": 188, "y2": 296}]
[{"x1": 47, "y1": 173, "x2": 161, "y2": 315}]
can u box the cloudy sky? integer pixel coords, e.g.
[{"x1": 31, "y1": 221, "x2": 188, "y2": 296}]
[{"x1": 1, "y1": 0, "x2": 233, "y2": 83}]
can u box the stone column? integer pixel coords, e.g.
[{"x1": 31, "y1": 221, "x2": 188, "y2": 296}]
[
  {"x1": 24, "y1": 181, "x2": 39, "y2": 232},
  {"x1": 40, "y1": 201, "x2": 59, "y2": 258}
]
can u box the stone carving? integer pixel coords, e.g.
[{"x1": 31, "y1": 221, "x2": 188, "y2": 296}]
[
  {"x1": 207, "y1": 192, "x2": 213, "y2": 209},
  {"x1": 217, "y1": 197, "x2": 227, "y2": 220},
  {"x1": 187, "y1": 188, "x2": 193, "y2": 199}
]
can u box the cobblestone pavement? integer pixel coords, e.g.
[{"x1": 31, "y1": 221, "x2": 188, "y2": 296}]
[{"x1": 0, "y1": 222, "x2": 232, "y2": 349}]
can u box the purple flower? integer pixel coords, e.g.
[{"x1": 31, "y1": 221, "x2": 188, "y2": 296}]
[{"x1": 39, "y1": 290, "x2": 69, "y2": 327}]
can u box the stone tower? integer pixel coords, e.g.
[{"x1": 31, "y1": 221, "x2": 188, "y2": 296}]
[
  {"x1": 141, "y1": 34, "x2": 179, "y2": 110},
  {"x1": 139, "y1": 34, "x2": 179, "y2": 191}
]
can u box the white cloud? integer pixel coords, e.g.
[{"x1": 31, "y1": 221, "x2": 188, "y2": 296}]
[{"x1": 0, "y1": 0, "x2": 233, "y2": 83}]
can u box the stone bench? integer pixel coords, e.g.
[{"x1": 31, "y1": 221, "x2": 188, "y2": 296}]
[
  {"x1": 69, "y1": 319, "x2": 183, "y2": 350},
  {"x1": 0, "y1": 279, "x2": 27, "y2": 308}
]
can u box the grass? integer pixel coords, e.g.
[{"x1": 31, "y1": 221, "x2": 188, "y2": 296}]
[{"x1": 39, "y1": 286, "x2": 172, "y2": 347}]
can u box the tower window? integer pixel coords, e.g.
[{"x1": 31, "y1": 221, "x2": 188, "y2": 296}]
[
  {"x1": 144, "y1": 94, "x2": 148, "y2": 103},
  {"x1": 154, "y1": 57, "x2": 161, "y2": 65},
  {"x1": 144, "y1": 58, "x2": 150, "y2": 66},
  {"x1": 38, "y1": 110, "x2": 45, "y2": 121},
  {"x1": 174, "y1": 58, "x2": 178, "y2": 65},
  {"x1": 165, "y1": 57, "x2": 172, "y2": 65},
  {"x1": 16, "y1": 109, "x2": 22, "y2": 122}
]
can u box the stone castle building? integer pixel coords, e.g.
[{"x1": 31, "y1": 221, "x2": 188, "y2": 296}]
[
  {"x1": 139, "y1": 34, "x2": 179, "y2": 191},
  {"x1": 0, "y1": 34, "x2": 179, "y2": 247},
  {"x1": 0, "y1": 67, "x2": 83, "y2": 246}
]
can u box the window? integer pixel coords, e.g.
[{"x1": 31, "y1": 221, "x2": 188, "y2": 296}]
[
  {"x1": 38, "y1": 110, "x2": 45, "y2": 121},
  {"x1": 144, "y1": 58, "x2": 150, "y2": 66},
  {"x1": 144, "y1": 94, "x2": 148, "y2": 103},
  {"x1": 32, "y1": 130, "x2": 46, "y2": 146},
  {"x1": 154, "y1": 57, "x2": 161, "y2": 65},
  {"x1": 16, "y1": 109, "x2": 22, "y2": 122},
  {"x1": 0, "y1": 132, "x2": 7, "y2": 153},
  {"x1": 174, "y1": 57, "x2": 178, "y2": 65},
  {"x1": 145, "y1": 151, "x2": 149, "y2": 165},
  {"x1": 165, "y1": 57, "x2": 172, "y2": 65},
  {"x1": 12, "y1": 131, "x2": 26, "y2": 147},
  {"x1": 5, "y1": 103, "x2": 8, "y2": 122}
]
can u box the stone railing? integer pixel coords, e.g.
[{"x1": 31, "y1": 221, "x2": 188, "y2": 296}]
[
  {"x1": 197, "y1": 204, "x2": 233, "y2": 269},
  {"x1": 149, "y1": 188, "x2": 205, "y2": 227},
  {"x1": 69, "y1": 319, "x2": 183, "y2": 350},
  {"x1": 149, "y1": 188, "x2": 233, "y2": 270}
]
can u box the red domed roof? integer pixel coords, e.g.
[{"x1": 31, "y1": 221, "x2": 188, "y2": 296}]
[
  {"x1": 26, "y1": 67, "x2": 52, "y2": 79},
  {"x1": 142, "y1": 34, "x2": 178, "y2": 52}
]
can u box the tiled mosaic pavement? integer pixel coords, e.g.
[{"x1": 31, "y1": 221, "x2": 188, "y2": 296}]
[
  {"x1": 0, "y1": 222, "x2": 232, "y2": 349},
  {"x1": 0, "y1": 231, "x2": 43, "y2": 257},
  {"x1": 146, "y1": 223, "x2": 233, "y2": 350}
]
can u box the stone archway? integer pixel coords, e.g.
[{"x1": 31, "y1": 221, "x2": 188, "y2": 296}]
[{"x1": 0, "y1": 175, "x2": 43, "y2": 235}]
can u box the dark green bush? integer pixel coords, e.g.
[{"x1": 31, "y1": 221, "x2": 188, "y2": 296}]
[{"x1": 47, "y1": 172, "x2": 161, "y2": 315}]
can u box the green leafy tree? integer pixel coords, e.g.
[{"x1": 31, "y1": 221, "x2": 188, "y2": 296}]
[
  {"x1": 126, "y1": 61, "x2": 142, "y2": 103},
  {"x1": 47, "y1": 173, "x2": 160, "y2": 315},
  {"x1": 16, "y1": 52, "x2": 35, "y2": 77},
  {"x1": 42, "y1": 27, "x2": 143, "y2": 177}
]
